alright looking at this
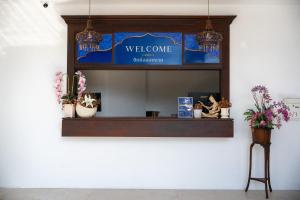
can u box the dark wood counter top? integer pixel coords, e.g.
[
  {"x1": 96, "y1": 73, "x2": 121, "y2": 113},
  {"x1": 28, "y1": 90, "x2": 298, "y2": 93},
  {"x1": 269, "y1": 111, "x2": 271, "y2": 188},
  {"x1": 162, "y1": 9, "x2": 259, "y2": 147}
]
[{"x1": 62, "y1": 117, "x2": 233, "y2": 137}]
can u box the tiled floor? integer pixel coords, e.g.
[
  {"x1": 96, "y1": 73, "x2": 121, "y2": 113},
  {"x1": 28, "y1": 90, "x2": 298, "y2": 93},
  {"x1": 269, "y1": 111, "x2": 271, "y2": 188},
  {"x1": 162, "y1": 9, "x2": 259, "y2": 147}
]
[{"x1": 0, "y1": 189, "x2": 299, "y2": 200}]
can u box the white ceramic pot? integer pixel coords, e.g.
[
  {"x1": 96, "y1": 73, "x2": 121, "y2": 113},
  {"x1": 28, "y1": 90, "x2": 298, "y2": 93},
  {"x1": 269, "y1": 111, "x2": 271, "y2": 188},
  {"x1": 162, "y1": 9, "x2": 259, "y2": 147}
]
[
  {"x1": 194, "y1": 109, "x2": 202, "y2": 118},
  {"x1": 63, "y1": 104, "x2": 75, "y2": 118},
  {"x1": 221, "y1": 108, "x2": 230, "y2": 119},
  {"x1": 76, "y1": 103, "x2": 97, "y2": 118}
]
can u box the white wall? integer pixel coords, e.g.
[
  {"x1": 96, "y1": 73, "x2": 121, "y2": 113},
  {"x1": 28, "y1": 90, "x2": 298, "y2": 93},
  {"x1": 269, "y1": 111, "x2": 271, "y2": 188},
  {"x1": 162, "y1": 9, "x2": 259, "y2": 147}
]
[{"x1": 0, "y1": 1, "x2": 300, "y2": 190}]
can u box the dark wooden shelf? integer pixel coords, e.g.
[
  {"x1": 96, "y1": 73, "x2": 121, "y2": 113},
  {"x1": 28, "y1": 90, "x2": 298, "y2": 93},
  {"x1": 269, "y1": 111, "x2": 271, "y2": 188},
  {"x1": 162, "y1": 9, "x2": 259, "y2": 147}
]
[{"x1": 62, "y1": 117, "x2": 234, "y2": 137}]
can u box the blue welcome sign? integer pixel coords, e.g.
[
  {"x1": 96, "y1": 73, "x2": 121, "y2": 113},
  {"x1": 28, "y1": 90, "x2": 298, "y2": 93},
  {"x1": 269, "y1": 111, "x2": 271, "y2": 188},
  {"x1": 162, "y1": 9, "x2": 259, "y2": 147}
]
[
  {"x1": 76, "y1": 32, "x2": 220, "y2": 65},
  {"x1": 114, "y1": 32, "x2": 182, "y2": 65}
]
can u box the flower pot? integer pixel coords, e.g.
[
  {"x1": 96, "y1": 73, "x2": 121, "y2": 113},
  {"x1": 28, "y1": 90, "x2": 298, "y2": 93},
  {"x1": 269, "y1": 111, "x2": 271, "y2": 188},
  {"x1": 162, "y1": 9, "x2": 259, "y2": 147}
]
[
  {"x1": 221, "y1": 107, "x2": 230, "y2": 118},
  {"x1": 252, "y1": 128, "x2": 271, "y2": 145},
  {"x1": 76, "y1": 103, "x2": 97, "y2": 118},
  {"x1": 63, "y1": 103, "x2": 75, "y2": 118},
  {"x1": 194, "y1": 109, "x2": 202, "y2": 118}
]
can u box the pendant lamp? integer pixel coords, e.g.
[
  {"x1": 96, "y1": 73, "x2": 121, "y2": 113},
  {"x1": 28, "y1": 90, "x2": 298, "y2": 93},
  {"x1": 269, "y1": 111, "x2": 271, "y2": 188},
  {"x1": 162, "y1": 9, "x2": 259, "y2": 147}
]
[
  {"x1": 76, "y1": 0, "x2": 102, "y2": 52},
  {"x1": 196, "y1": 0, "x2": 223, "y2": 52}
]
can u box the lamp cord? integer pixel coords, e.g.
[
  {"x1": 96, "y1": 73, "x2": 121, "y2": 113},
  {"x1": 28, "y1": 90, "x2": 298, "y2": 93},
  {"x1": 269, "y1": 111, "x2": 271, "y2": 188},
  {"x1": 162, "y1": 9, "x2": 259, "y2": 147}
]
[
  {"x1": 88, "y1": 0, "x2": 91, "y2": 19},
  {"x1": 208, "y1": 0, "x2": 210, "y2": 19}
]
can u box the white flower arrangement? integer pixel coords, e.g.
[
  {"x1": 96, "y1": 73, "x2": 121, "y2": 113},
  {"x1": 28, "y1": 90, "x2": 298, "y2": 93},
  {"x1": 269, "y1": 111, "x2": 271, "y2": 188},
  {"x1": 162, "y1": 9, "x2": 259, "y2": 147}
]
[{"x1": 78, "y1": 94, "x2": 98, "y2": 108}]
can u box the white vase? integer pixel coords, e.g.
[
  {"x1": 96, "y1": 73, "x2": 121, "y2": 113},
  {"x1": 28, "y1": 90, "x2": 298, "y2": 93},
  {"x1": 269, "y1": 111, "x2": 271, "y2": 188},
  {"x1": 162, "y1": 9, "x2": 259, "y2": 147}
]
[
  {"x1": 194, "y1": 109, "x2": 202, "y2": 118},
  {"x1": 63, "y1": 104, "x2": 75, "y2": 118},
  {"x1": 221, "y1": 108, "x2": 230, "y2": 119},
  {"x1": 76, "y1": 103, "x2": 97, "y2": 118}
]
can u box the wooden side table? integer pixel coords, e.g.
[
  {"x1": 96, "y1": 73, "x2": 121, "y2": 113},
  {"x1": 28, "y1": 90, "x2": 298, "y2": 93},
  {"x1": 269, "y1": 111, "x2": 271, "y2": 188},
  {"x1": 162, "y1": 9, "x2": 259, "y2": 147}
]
[{"x1": 245, "y1": 141, "x2": 272, "y2": 199}]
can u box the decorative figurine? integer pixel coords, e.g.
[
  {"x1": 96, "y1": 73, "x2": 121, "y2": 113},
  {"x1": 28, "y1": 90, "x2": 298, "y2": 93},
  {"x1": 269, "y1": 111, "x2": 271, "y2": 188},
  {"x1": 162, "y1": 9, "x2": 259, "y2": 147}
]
[
  {"x1": 219, "y1": 97, "x2": 232, "y2": 119},
  {"x1": 200, "y1": 95, "x2": 220, "y2": 118}
]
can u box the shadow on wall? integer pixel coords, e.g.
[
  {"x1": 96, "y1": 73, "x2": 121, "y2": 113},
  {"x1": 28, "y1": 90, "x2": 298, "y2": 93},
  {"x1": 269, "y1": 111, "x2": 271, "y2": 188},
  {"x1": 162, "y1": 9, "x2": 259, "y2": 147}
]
[{"x1": 0, "y1": 0, "x2": 65, "y2": 55}]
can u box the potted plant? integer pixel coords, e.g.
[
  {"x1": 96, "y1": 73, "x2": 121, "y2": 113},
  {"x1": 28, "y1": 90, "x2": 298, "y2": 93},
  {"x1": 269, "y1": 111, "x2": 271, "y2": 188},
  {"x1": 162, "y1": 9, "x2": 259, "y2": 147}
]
[
  {"x1": 61, "y1": 93, "x2": 76, "y2": 118},
  {"x1": 219, "y1": 97, "x2": 232, "y2": 119},
  {"x1": 76, "y1": 93, "x2": 99, "y2": 118},
  {"x1": 54, "y1": 71, "x2": 86, "y2": 118},
  {"x1": 194, "y1": 102, "x2": 203, "y2": 118},
  {"x1": 244, "y1": 85, "x2": 290, "y2": 144}
]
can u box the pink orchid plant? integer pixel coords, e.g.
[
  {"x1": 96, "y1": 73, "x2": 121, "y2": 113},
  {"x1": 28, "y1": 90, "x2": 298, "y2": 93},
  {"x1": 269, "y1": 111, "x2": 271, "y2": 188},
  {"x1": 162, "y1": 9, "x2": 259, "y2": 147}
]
[
  {"x1": 55, "y1": 72, "x2": 64, "y2": 104},
  {"x1": 244, "y1": 85, "x2": 290, "y2": 129},
  {"x1": 75, "y1": 71, "x2": 86, "y2": 98},
  {"x1": 54, "y1": 71, "x2": 86, "y2": 104}
]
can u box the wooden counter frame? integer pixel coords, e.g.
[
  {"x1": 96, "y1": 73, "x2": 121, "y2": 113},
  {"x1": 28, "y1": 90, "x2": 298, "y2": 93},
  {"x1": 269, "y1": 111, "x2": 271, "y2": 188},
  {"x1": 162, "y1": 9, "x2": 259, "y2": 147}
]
[{"x1": 61, "y1": 15, "x2": 236, "y2": 137}]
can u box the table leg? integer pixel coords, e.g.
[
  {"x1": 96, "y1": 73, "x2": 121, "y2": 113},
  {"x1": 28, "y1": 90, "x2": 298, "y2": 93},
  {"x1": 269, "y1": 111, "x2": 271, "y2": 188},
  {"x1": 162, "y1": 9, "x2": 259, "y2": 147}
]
[
  {"x1": 264, "y1": 146, "x2": 269, "y2": 199},
  {"x1": 245, "y1": 143, "x2": 255, "y2": 192},
  {"x1": 267, "y1": 146, "x2": 272, "y2": 192}
]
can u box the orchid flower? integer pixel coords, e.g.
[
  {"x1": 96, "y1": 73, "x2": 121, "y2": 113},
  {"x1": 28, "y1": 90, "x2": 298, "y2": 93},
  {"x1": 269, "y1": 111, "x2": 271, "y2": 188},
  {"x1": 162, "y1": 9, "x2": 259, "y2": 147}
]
[
  {"x1": 55, "y1": 71, "x2": 87, "y2": 104},
  {"x1": 244, "y1": 85, "x2": 290, "y2": 129},
  {"x1": 75, "y1": 71, "x2": 86, "y2": 98},
  {"x1": 54, "y1": 72, "x2": 63, "y2": 104}
]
